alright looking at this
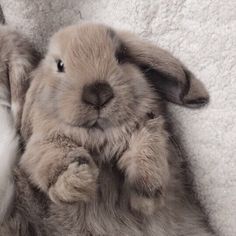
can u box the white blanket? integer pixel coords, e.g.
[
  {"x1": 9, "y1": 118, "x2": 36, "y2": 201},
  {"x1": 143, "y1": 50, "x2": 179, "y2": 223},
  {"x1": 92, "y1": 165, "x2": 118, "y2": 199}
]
[{"x1": 0, "y1": 1, "x2": 235, "y2": 235}]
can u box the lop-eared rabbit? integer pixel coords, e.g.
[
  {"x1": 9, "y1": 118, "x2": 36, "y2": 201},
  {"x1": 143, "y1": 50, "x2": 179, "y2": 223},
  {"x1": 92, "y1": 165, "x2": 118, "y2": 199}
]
[{"x1": 0, "y1": 23, "x2": 213, "y2": 236}]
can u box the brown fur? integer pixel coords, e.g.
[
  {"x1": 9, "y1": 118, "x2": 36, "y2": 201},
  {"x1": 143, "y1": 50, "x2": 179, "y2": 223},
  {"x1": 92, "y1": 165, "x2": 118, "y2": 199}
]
[
  {"x1": 0, "y1": 25, "x2": 38, "y2": 130},
  {"x1": 1, "y1": 23, "x2": 213, "y2": 235},
  {"x1": 0, "y1": 26, "x2": 38, "y2": 224}
]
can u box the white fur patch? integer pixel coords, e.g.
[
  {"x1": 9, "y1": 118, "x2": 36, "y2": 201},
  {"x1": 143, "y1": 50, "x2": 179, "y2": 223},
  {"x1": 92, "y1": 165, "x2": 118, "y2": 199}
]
[
  {"x1": 11, "y1": 102, "x2": 20, "y2": 124},
  {"x1": 0, "y1": 105, "x2": 19, "y2": 222},
  {"x1": 0, "y1": 87, "x2": 10, "y2": 108}
]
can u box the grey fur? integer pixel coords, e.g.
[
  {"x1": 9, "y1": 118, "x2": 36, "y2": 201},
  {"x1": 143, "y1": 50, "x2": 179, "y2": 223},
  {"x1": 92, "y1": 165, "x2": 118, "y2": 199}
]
[{"x1": 0, "y1": 23, "x2": 213, "y2": 236}]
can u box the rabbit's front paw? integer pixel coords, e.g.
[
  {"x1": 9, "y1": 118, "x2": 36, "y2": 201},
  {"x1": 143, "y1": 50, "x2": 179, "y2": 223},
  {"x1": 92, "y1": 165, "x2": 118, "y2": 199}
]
[
  {"x1": 127, "y1": 160, "x2": 168, "y2": 215},
  {"x1": 129, "y1": 182, "x2": 165, "y2": 216},
  {"x1": 48, "y1": 148, "x2": 99, "y2": 204}
]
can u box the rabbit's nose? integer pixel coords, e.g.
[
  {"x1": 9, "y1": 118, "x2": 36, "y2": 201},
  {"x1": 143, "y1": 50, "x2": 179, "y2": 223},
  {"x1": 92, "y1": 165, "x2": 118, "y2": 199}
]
[{"x1": 82, "y1": 82, "x2": 114, "y2": 109}]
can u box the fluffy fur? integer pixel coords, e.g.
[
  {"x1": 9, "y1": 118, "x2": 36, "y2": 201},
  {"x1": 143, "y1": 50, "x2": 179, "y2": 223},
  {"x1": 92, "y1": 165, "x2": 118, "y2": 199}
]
[
  {"x1": 0, "y1": 25, "x2": 37, "y2": 223},
  {"x1": 1, "y1": 23, "x2": 213, "y2": 235},
  {"x1": 0, "y1": 102, "x2": 18, "y2": 223},
  {"x1": 0, "y1": 25, "x2": 38, "y2": 129}
]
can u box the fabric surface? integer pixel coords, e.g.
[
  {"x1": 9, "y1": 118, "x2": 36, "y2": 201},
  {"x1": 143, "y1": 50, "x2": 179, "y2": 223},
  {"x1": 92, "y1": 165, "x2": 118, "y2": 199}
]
[{"x1": 0, "y1": 1, "x2": 235, "y2": 235}]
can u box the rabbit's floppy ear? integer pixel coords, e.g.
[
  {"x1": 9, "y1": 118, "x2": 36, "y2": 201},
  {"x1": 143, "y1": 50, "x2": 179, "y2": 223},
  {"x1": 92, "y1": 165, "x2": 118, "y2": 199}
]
[
  {"x1": 0, "y1": 26, "x2": 39, "y2": 130},
  {"x1": 116, "y1": 31, "x2": 209, "y2": 108},
  {"x1": 8, "y1": 44, "x2": 39, "y2": 129}
]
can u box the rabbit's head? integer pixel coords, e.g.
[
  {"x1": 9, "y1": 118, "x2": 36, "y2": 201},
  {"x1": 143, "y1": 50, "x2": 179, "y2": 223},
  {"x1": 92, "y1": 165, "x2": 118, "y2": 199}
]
[{"x1": 30, "y1": 23, "x2": 209, "y2": 130}]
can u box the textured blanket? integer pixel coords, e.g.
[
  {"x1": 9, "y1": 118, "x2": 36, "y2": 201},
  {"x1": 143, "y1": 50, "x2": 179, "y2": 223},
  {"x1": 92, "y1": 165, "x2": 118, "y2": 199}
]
[{"x1": 0, "y1": 1, "x2": 235, "y2": 235}]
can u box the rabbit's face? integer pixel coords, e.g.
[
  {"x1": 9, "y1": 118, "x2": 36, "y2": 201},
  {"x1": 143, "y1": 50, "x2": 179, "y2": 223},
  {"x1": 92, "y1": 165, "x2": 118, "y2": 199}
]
[
  {"x1": 31, "y1": 22, "x2": 209, "y2": 133},
  {"x1": 41, "y1": 24, "x2": 155, "y2": 129}
]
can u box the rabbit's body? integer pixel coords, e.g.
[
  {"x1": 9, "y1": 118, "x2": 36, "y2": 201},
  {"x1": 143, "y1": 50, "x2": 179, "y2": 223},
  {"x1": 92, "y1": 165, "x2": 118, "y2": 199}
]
[
  {"x1": 4, "y1": 154, "x2": 212, "y2": 236},
  {"x1": 1, "y1": 23, "x2": 213, "y2": 236}
]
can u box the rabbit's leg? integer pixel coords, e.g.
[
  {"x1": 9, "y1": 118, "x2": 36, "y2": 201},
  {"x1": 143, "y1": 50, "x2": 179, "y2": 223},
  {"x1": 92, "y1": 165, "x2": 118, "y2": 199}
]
[
  {"x1": 118, "y1": 117, "x2": 170, "y2": 215},
  {"x1": 20, "y1": 137, "x2": 99, "y2": 204}
]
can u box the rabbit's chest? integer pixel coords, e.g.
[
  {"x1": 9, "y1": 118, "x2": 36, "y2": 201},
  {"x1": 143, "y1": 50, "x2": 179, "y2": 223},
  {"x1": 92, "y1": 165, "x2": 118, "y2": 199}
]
[
  {"x1": 78, "y1": 126, "x2": 135, "y2": 163},
  {"x1": 62, "y1": 120, "x2": 142, "y2": 162},
  {"x1": 100, "y1": 129, "x2": 131, "y2": 162}
]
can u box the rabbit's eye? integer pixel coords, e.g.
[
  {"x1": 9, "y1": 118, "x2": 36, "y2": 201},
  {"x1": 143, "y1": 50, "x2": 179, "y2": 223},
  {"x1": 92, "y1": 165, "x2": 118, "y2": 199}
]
[
  {"x1": 115, "y1": 45, "x2": 128, "y2": 64},
  {"x1": 115, "y1": 51, "x2": 126, "y2": 64},
  {"x1": 56, "y1": 59, "x2": 65, "y2": 73}
]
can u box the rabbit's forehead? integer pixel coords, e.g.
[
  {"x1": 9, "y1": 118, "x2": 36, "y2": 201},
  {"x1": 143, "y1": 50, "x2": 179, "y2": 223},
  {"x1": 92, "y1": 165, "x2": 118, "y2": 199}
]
[{"x1": 50, "y1": 24, "x2": 118, "y2": 60}]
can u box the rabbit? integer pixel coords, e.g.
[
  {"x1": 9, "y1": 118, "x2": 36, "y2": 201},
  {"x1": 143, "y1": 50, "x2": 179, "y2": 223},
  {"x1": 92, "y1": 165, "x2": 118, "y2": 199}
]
[
  {"x1": 0, "y1": 25, "x2": 38, "y2": 223},
  {"x1": 0, "y1": 22, "x2": 214, "y2": 236}
]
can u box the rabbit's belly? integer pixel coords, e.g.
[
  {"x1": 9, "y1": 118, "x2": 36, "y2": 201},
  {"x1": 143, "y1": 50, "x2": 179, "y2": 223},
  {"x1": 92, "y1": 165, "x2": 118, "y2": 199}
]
[
  {"x1": 13, "y1": 165, "x2": 145, "y2": 236},
  {"x1": 46, "y1": 164, "x2": 148, "y2": 236},
  {"x1": 11, "y1": 164, "x2": 213, "y2": 236}
]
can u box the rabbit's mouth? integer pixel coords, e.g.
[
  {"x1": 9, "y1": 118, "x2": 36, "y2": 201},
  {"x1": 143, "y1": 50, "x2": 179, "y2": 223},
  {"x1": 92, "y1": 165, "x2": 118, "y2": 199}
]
[
  {"x1": 81, "y1": 118, "x2": 98, "y2": 129},
  {"x1": 82, "y1": 116, "x2": 112, "y2": 130}
]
